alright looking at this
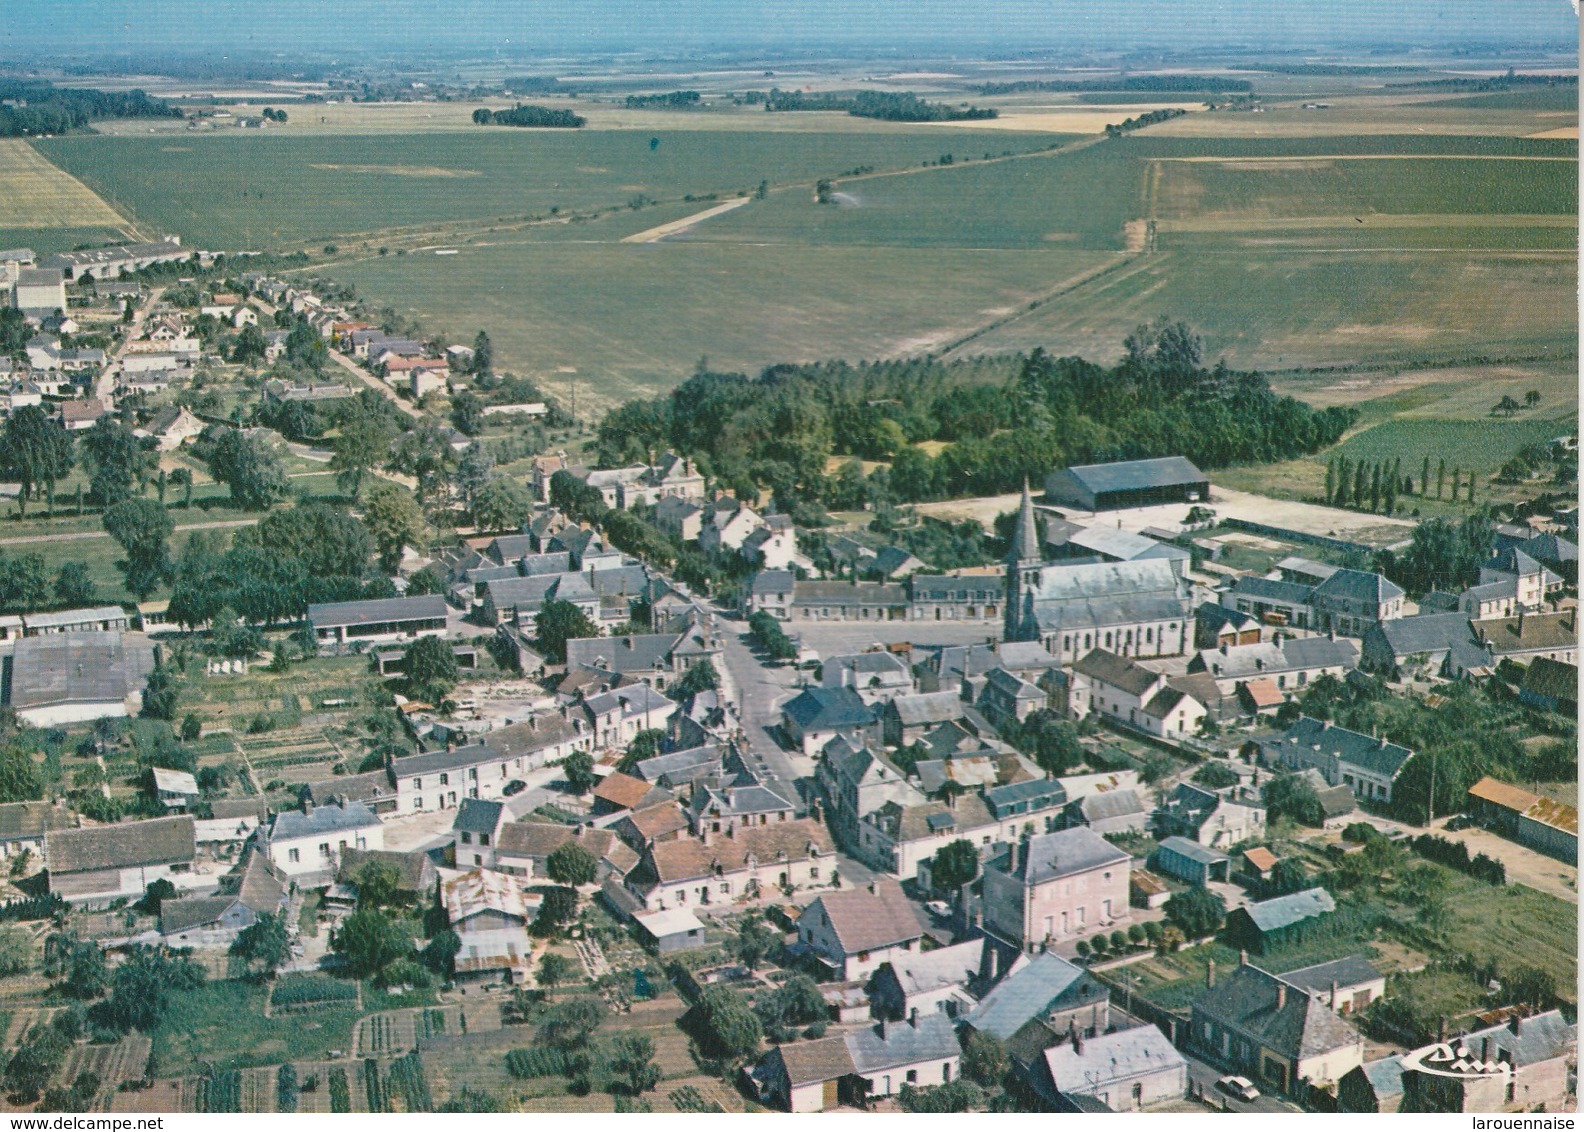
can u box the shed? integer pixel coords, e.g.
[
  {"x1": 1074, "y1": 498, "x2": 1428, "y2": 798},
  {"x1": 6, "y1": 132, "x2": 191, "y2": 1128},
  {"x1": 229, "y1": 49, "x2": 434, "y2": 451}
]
[
  {"x1": 1153, "y1": 836, "x2": 1231, "y2": 886},
  {"x1": 1045, "y1": 456, "x2": 1208, "y2": 513},
  {"x1": 632, "y1": 907, "x2": 708, "y2": 954}
]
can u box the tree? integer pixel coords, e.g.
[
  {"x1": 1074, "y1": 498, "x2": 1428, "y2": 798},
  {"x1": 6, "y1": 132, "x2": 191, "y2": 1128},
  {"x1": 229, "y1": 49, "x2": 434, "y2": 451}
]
[
  {"x1": 101, "y1": 946, "x2": 205, "y2": 1032},
  {"x1": 231, "y1": 323, "x2": 267, "y2": 364},
  {"x1": 670, "y1": 658, "x2": 720, "y2": 700},
  {"x1": 561, "y1": 751, "x2": 596, "y2": 794},
  {"x1": 610, "y1": 1033, "x2": 660, "y2": 1096},
  {"x1": 330, "y1": 409, "x2": 396, "y2": 498},
  {"x1": 53, "y1": 561, "x2": 96, "y2": 606},
  {"x1": 960, "y1": 1029, "x2": 1007, "y2": 1088},
  {"x1": 1269, "y1": 857, "x2": 1309, "y2": 895},
  {"x1": 4, "y1": 1027, "x2": 69, "y2": 1102},
  {"x1": 471, "y1": 330, "x2": 493, "y2": 375},
  {"x1": 0, "y1": 925, "x2": 32, "y2": 977},
  {"x1": 471, "y1": 474, "x2": 533, "y2": 532},
  {"x1": 1191, "y1": 762, "x2": 1240, "y2": 790},
  {"x1": 0, "y1": 746, "x2": 43, "y2": 804},
  {"x1": 207, "y1": 428, "x2": 290, "y2": 510},
  {"x1": 692, "y1": 985, "x2": 762, "y2": 1060},
  {"x1": 81, "y1": 417, "x2": 146, "y2": 506},
  {"x1": 929, "y1": 838, "x2": 979, "y2": 903},
  {"x1": 1525, "y1": 389, "x2": 1541, "y2": 408},
  {"x1": 102, "y1": 497, "x2": 173, "y2": 600},
  {"x1": 276, "y1": 1064, "x2": 300, "y2": 1113},
  {"x1": 230, "y1": 911, "x2": 291, "y2": 978},
  {"x1": 0, "y1": 406, "x2": 74, "y2": 515},
  {"x1": 732, "y1": 913, "x2": 781, "y2": 972},
  {"x1": 1004, "y1": 709, "x2": 1082, "y2": 776},
  {"x1": 532, "y1": 887, "x2": 579, "y2": 935},
  {"x1": 361, "y1": 483, "x2": 427, "y2": 571},
  {"x1": 1507, "y1": 966, "x2": 1555, "y2": 1011},
  {"x1": 1422, "y1": 455, "x2": 1431, "y2": 497},
  {"x1": 139, "y1": 878, "x2": 178, "y2": 914},
  {"x1": 755, "y1": 974, "x2": 826, "y2": 1030},
  {"x1": 402, "y1": 635, "x2": 459, "y2": 703},
  {"x1": 746, "y1": 611, "x2": 797, "y2": 661},
  {"x1": 1264, "y1": 772, "x2": 1326, "y2": 826},
  {"x1": 534, "y1": 599, "x2": 598, "y2": 664},
  {"x1": 450, "y1": 390, "x2": 485, "y2": 437},
  {"x1": 1164, "y1": 887, "x2": 1226, "y2": 939},
  {"x1": 330, "y1": 908, "x2": 412, "y2": 978},
  {"x1": 545, "y1": 842, "x2": 598, "y2": 887},
  {"x1": 536, "y1": 951, "x2": 577, "y2": 992},
  {"x1": 897, "y1": 1079, "x2": 985, "y2": 1113},
  {"x1": 355, "y1": 861, "x2": 403, "y2": 909},
  {"x1": 1494, "y1": 395, "x2": 1521, "y2": 417},
  {"x1": 471, "y1": 107, "x2": 492, "y2": 125}
]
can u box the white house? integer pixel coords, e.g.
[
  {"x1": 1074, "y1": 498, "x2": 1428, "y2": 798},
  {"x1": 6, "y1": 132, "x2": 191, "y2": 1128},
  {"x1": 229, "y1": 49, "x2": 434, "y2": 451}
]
[{"x1": 258, "y1": 797, "x2": 384, "y2": 882}]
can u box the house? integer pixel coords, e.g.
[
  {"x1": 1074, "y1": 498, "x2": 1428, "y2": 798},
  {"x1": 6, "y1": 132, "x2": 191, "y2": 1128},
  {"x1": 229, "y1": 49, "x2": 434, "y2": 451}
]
[
  {"x1": 578, "y1": 683, "x2": 678, "y2": 750},
  {"x1": 752, "y1": 1038, "x2": 858, "y2": 1113},
  {"x1": 906, "y1": 570, "x2": 1003, "y2": 624},
  {"x1": 963, "y1": 950, "x2": 1110, "y2": 1050},
  {"x1": 742, "y1": 515, "x2": 804, "y2": 572},
  {"x1": 1189, "y1": 953, "x2": 1364, "y2": 1097},
  {"x1": 858, "y1": 785, "x2": 1068, "y2": 881},
  {"x1": 1156, "y1": 782, "x2": 1266, "y2": 850},
  {"x1": 782, "y1": 686, "x2": 878, "y2": 756},
  {"x1": 698, "y1": 497, "x2": 765, "y2": 552},
  {"x1": 787, "y1": 580, "x2": 911, "y2": 624},
  {"x1": 981, "y1": 827, "x2": 1131, "y2": 951},
  {"x1": 882, "y1": 690, "x2": 976, "y2": 747},
  {"x1": 631, "y1": 907, "x2": 708, "y2": 954},
  {"x1": 1028, "y1": 1024, "x2": 1188, "y2": 1112},
  {"x1": 1338, "y1": 1056, "x2": 1406, "y2": 1114},
  {"x1": 58, "y1": 399, "x2": 107, "y2": 432},
  {"x1": 821, "y1": 651, "x2": 914, "y2": 704},
  {"x1": 1277, "y1": 955, "x2": 1385, "y2": 1016},
  {"x1": 5, "y1": 631, "x2": 156, "y2": 726},
  {"x1": 308, "y1": 595, "x2": 448, "y2": 648},
  {"x1": 159, "y1": 850, "x2": 289, "y2": 947},
  {"x1": 633, "y1": 744, "x2": 722, "y2": 790},
  {"x1": 977, "y1": 667, "x2": 1049, "y2": 728},
  {"x1": 489, "y1": 823, "x2": 627, "y2": 881},
  {"x1": 1153, "y1": 836, "x2": 1231, "y2": 886},
  {"x1": 337, "y1": 846, "x2": 438, "y2": 899},
  {"x1": 1397, "y1": 1010, "x2": 1575, "y2": 1113},
  {"x1": 845, "y1": 1013, "x2": 962, "y2": 1101},
  {"x1": 13, "y1": 267, "x2": 67, "y2": 316},
  {"x1": 443, "y1": 868, "x2": 537, "y2": 982},
  {"x1": 688, "y1": 777, "x2": 797, "y2": 836},
  {"x1": 870, "y1": 546, "x2": 926, "y2": 580},
  {"x1": 1517, "y1": 656, "x2": 1577, "y2": 714},
  {"x1": 795, "y1": 880, "x2": 926, "y2": 981},
  {"x1": 257, "y1": 797, "x2": 384, "y2": 883},
  {"x1": 868, "y1": 937, "x2": 985, "y2": 1021},
  {"x1": 1478, "y1": 546, "x2": 1563, "y2": 609},
  {"x1": 1045, "y1": 456, "x2": 1208, "y2": 512},
  {"x1": 135, "y1": 406, "x2": 206, "y2": 451},
  {"x1": 1197, "y1": 604, "x2": 1262, "y2": 650},
  {"x1": 653, "y1": 495, "x2": 705, "y2": 541},
  {"x1": 45, "y1": 815, "x2": 196, "y2": 906},
  {"x1": 1254, "y1": 717, "x2": 1412, "y2": 805},
  {"x1": 1187, "y1": 635, "x2": 1358, "y2": 695},
  {"x1": 1360, "y1": 612, "x2": 1491, "y2": 679},
  {"x1": 818, "y1": 743, "x2": 925, "y2": 853},
  {"x1": 1466, "y1": 777, "x2": 1578, "y2": 864},
  {"x1": 1472, "y1": 610, "x2": 1577, "y2": 667},
  {"x1": 0, "y1": 800, "x2": 70, "y2": 860},
  {"x1": 1061, "y1": 788, "x2": 1148, "y2": 836},
  {"x1": 625, "y1": 819, "x2": 834, "y2": 910},
  {"x1": 743, "y1": 569, "x2": 796, "y2": 619},
  {"x1": 1307, "y1": 569, "x2": 1406, "y2": 636},
  {"x1": 391, "y1": 741, "x2": 554, "y2": 814},
  {"x1": 1225, "y1": 887, "x2": 1337, "y2": 953}
]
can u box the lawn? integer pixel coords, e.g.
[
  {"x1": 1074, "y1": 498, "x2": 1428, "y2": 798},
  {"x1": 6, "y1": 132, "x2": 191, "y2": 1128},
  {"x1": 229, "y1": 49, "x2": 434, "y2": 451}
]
[
  {"x1": 35, "y1": 128, "x2": 1060, "y2": 251},
  {"x1": 152, "y1": 978, "x2": 362, "y2": 1071}
]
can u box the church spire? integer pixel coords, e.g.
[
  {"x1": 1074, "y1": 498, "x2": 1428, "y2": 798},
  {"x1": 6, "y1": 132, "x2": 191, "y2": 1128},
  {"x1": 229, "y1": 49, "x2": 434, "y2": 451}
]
[{"x1": 1010, "y1": 478, "x2": 1040, "y2": 566}]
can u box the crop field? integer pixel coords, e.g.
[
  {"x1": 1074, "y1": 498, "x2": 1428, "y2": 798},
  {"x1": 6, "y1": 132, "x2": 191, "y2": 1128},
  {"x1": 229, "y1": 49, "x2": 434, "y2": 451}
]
[
  {"x1": 151, "y1": 979, "x2": 363, "y2": 1070},
  {"x1": 34, "y1": 128, "x2": 1058, "y2": 250},
  {"x1": 0, "y1": 139, "x2": 130, "y2": 231}
]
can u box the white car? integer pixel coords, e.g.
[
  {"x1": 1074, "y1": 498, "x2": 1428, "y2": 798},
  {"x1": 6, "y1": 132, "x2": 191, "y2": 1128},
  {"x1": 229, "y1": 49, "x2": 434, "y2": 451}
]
[
  {"x1": 924, "y1": 901, "x2": 952, "y2": 918},
  {"x1": 1217, "y1": 1076, "x2": 1260, "y2": 1102}
]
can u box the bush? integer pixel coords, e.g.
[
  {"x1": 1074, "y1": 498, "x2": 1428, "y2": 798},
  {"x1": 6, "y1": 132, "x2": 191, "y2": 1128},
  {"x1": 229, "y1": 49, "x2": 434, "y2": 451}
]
[
  {"x1": 1074, "y1": 939, "x2": 1090, "y2": 958},
  {"x1": 1127, "y1": 923, "x2": 1146, "y2": 945},
  {"x1": 506, "y1": 1046, "x2": 569, "y2": 1079}
]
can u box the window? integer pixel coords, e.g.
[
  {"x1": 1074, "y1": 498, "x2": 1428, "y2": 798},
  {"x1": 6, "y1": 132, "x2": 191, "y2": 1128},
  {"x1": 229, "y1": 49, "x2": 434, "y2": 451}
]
[
  {"x1": 288, "y1": 848, "x2": 300, "y2": 863},
  {"x1": 480, "y1": 834, "x2": 490, "y2": 847},
  {"x1": 440, "y1": 773, "x2": 450, "y2": 786},
  {"x1": 460, "y1": 832, "x2": 472, "y2": 844},
  {"x1": 318, "y1": 842, "x2": 330, "y2": 857},
  {"x1": 906, "y1": 1070, "x2": 918, "y2": 1084},
  {"x1": 474, "y1": 854, "x2": 482, "y2": 866},
  {"x1": 415, "y1": 797, "x2": 423, "y2": 810},
  {"x1": 810, "y1": 867, "x2": 820, "y2": 880},
  {"x1": 413, "y1": 777, "x2": 422, "y2": 790}
]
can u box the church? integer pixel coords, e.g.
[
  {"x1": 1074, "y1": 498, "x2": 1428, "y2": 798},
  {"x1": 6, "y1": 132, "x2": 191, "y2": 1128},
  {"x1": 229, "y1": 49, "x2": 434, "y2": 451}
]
[{"x1": 1004, "y1": 482, "x2": 1193, "y2": 664}]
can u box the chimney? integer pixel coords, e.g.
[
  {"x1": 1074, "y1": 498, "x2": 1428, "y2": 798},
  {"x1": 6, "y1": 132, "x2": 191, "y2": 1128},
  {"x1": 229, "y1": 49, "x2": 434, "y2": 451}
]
[
  {"x1": 878, "y1": 1018, "x2": 888, "y2": 1040},
  {"x1": 700, "y1": 825, "x2": 711, "y2": 847},
  {"x1": 1439, "y1": 1017, "x2": 1448, "y2": 1044},
  {"x1": 867, "y1": 880, "x2": 878, "y2": 895},
  {"x1": 1238, "y1": 949, "x2": 1249, "y2": 967},
  {"x1": 1331, "y1": 980, "x2": 1339, "y2": 1006},
  {"x1": 1220, "y1": 642, "x2": 1229, "y2": 656},
  {"x1": 302, "y1": 798, "x2": 315, "y2": 816},
  {"x1": 1276, "y1": 983, "x2": 1287, "y2": 1010},
  {"x1": 573, "y1": 823, "x2": 585, "y2": 838},
  {"x1": 1483, "y1": 1035, "x2": 1495, "y2": 1063},
  {"x1": 909, "y1": 1008, "x2": 919, "y2": 1029},
  {"x1": 1207, "y1": 958, "x2": 1216, "y2": 988}
]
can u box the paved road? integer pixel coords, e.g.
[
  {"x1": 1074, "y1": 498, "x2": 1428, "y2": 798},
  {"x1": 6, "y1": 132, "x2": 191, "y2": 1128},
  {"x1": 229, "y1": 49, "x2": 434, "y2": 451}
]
[
  {"x1": 712, "y1": 608, "x2": 809, "y2": 805},
  {"x1": 98, "y1": 284, "x2": 165, "y2": 404},
  {"x1": 1181, "y1": 1049, "x2": 1303, "y2": 1114}
]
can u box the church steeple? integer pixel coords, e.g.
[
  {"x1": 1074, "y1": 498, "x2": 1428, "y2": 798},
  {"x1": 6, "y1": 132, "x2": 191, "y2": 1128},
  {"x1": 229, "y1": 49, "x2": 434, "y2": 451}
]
[
  {"x1": 1010, "y1": 478, "x2": 1040, "y2": 567},
  {"x1": 1005, "y1": 478, "x2": 1041, "y2": 641}
]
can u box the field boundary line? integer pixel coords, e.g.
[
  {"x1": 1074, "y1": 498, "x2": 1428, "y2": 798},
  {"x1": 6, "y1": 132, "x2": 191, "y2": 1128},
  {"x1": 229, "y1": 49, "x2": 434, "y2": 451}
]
[
  {"x1": 936, "y1": 251, "x2": 1150, "y2": 359},
  {"x1": 621, "y1": 195, "x2": 751, "y2": 242}
]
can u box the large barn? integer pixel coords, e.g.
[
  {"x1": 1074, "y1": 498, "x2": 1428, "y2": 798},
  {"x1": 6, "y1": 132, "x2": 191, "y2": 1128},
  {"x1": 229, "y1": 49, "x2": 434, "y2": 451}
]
[{"x1": 1045, "y1": 457, "x2": 1209, "y2": 513}]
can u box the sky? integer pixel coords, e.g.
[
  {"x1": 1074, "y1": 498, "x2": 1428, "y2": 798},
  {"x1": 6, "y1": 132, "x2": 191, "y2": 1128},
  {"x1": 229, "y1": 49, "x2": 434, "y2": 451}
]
[{"x1": 2, "y1": 0, "x2": 1577, "y2": 60}]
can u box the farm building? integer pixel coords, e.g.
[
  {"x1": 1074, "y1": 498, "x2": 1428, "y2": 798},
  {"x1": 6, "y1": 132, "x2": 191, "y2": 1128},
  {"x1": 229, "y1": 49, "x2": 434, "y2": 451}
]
[
  {"x1": 0, "y1": 800, "x2": 70, "y2": 860},
  {"x1": 631, "y1": 907, "x2": 708, "y2": 954},
  {"x1": 443, "y1": 867, "x2": 538, "y2": 982},
  {"x1": 4, "y1": 631, "x2": 157, "y2": 726},
  {"x1": 1044, "y1": 456, "x2": 1209, "y2": 513},
  {"x1": 1225, "y1": 887, "x2": 1337, "y2": 953},
  {"x1": 750, "y1": 1013, "x2": 961, "y2": 1112},
  {"x1": 1466, "y1": 777, "x2": 1578, "y2": 864},
  {"x1": 1152, "y1": 836, "x2": 1231, "y2": 886},
  {"x1": 1518, "y1": 656, "x2": 1577, "y2": 714},
  {"x1": 45, "y1": 814, "x2": 196, "y2": 906}
]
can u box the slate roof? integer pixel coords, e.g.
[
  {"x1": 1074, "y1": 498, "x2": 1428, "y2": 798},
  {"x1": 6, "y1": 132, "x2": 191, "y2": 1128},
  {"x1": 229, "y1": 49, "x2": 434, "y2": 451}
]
[
  {"x1": 966, "y1": 951, "x2": 1101, "y2": 1041},
  {"x1": 1359, "y1": 1055, "x2": 1405, "y2": 1099},
  {"x1": 389, "y1": 744, "x2": 496, "y2": 779},
  {"x1": 802, "y1": 880, "x2": 924, "y2": 954},
  {"x1": 268, "y1": 799, "x2": 381, "y2": 841},
  {"x1": 992, "y1": 827, "x2": 1130, "y2": 885},
  {"x1": 1312, "y1": 568, "x2": 1404, "y2": 605},
  {"x1": 46, "y1": 815, "x2": 195, "y2": 873},
  {"x1": 783, "y1": 686, "x2": 876, "y2": 731},
  {"x1": 159, "y1": 895, "x2": 236, "y2": 934},
  {"x1": 748, "y1": 569, "x2": 795, "y2": 596},
  {"x1": 1192, "y1": 960, "x2": 1361, "y2": 1060},
  {"x1": 1058, "y1": 456, "x2": 1206, "y2": 495},
  {"x1": 1073, "y1": 788, "x2": 1146, "y2": 823},
  {"x1": 452, "y1": 798, "x2": 506, "y2": 836},
  {"x1": 565, "y1": 632, "x2": 678, "y2": 673},
  {"x1": 1071, "y1": 649, "x2": 1163, "y2": 697},
  {"x1": 1157, "y1": 836, "x2": 1229, "y2": 867},
  {"x1": 234, "y1": 849, "x2": 289, "y2": 911},
  {"x1": 9, "y1": 631, "x2": 155, "y2": 712},
  {"x1": 984, "y1": 778, "x2": 1068, "y2": 817},
  {"x1": 888, "y1": 690, "x2": 967, "y2": 727},
  {"x1": 1227, "y1": 576, "x2": 1316, "y2": 605},
  {"x1": 793, "y1": 581, "x2": 908, "y2": 607},
  {"x1": 1240, "y1": 887, "x2": 1337, "y2": 933},
  {"x1": 845, "y1": 1013, "x2": 961, "y2": 1073},
  {"x1": 1475, "y1": 611, "x2": 1578, "y2": 654},
  {"x1": 1191, "y1": 637, "x2": 1358, "y2": 681},
  {"x1": 1278, "y1": 955, "x2": 1382, "y2": 995},
  {"x1": 634, "y1": 745, "x2": 721, "y2": 785},
  {"x1": 1367, "y1": 612, "x2": 1478, "y2": 657},
  {"x1": 1266, "y1": 716, "x2": 1414, "y2": 780},
  {"x1": 307, "y1": 595, "x2": 447, "y2": 627},
  {"x1": 1043, "y1": 1024, "x2": 1186, "y2": 1095},
  {"x1": 1459, "y1": 1009, "x2": 1575, "y2": 1068},
  {"x1": 881, "y1": 938, "x2": 984, "y2": 998}
]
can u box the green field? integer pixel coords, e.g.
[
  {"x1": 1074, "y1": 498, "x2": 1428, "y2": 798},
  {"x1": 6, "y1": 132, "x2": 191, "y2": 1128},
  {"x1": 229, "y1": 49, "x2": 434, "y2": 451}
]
[{"x1": 35, "y1": 129, "x2": 1061, "y2": 250}]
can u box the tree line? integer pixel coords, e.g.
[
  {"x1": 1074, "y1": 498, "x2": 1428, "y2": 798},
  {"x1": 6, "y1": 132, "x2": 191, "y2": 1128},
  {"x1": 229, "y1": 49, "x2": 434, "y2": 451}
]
[
  {"x1": 757, "y1": 89, "x2": 997, "y2": 121},
  {"x1": 624, "y1": 91, "x2": 701, "y2": 109},
  {"x1": 0, "y1": 80, "x2": 182, "y2": 136},
  {"x1": 471, "y1": 104, "x2": 585, "y2": 128}
]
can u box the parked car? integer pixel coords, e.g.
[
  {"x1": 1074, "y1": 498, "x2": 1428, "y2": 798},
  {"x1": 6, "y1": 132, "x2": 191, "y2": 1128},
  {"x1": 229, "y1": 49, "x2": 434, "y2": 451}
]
[
  {"x1": 1444, "y1": 814, "x2": 1474, "y2": 832},
  {"x1": 924, "y1": 900, "x2": 952, "y2": 919},
  {"x1": 1217, "y1": 1076, "x2": 1260, "y2": 1102}
]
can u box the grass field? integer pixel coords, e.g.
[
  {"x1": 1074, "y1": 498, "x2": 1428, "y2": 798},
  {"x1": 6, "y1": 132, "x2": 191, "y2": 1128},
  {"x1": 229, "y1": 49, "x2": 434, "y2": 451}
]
[
  {"x1": 152, "y1": 979, "x2": 362, "y2": 1071},
  {"x1": 35, "y1": 129, "x2": 1060, "y2": 250},
  {"x1": 0, "y1": 139, "x2": 130, "y2": 232}
]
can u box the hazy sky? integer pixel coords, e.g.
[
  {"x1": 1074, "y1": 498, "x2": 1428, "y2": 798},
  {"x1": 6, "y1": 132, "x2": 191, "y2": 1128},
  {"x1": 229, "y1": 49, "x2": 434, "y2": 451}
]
[{"x1": 3, "y1": 0, "x2": 1577, "y2": 59}]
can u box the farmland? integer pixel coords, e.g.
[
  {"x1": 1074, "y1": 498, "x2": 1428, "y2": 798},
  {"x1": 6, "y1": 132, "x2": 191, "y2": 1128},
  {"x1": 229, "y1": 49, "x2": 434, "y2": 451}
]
[{"x1": 0, "y1": 138, "x2": 129, "y2": 240}]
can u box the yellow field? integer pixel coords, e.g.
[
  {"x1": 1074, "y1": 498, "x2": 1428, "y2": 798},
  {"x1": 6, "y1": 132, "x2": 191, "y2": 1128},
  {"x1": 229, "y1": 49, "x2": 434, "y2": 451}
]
[
  {"x1": 923, "y1": 103, "x2": 1206, "y2": 134},
  {"x1": 0, "y1": 139, "x2": 129, "y2": 229}
]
